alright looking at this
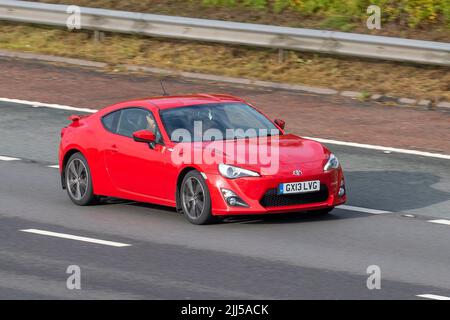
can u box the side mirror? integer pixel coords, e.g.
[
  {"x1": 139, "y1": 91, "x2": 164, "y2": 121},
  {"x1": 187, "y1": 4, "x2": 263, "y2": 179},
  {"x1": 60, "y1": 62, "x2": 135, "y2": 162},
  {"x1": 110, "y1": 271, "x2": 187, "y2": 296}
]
[
  {"x1": 133, "y1": 130, "x2": 156, "y2": 143},
  {"x1": 274, "y1": 119, "x2": 286, "y2": 130}
]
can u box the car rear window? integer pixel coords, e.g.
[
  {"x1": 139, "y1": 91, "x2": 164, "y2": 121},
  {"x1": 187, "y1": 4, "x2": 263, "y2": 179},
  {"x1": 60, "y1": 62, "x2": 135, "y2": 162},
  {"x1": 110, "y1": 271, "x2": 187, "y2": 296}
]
[{"x1": 101, "y1": 110, "x2": 121, "y2": 133}]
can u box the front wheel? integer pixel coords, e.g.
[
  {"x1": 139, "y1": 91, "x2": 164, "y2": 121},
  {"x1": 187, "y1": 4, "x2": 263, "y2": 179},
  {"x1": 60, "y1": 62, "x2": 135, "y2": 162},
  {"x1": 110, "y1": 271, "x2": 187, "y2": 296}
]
[
  {"x1": 65, "y1": 152, "x2": 97, "y2": 206},
  {"x1": 180, "y1": 171, "x2": 217, "y2": 225}
]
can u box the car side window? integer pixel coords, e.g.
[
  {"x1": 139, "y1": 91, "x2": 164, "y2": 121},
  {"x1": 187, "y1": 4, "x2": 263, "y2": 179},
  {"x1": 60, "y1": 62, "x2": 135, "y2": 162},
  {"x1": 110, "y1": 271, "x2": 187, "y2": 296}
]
[
  {"x1": 116, "y1": 108, "x2": 163, "y2": 143},
  {"x1": 101, "y1": 110, "x2": 121, "y2": 133}
]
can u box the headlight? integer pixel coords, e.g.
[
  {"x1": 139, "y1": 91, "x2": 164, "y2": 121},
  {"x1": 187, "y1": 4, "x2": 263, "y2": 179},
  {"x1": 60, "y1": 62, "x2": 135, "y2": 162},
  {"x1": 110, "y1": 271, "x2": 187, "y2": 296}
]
[
  {"x1": 323, "y1": 153, "x2": 340, "y2": 171},
  {"x1": 218, "y1": 164, "x2": 260, "y2": 179}
]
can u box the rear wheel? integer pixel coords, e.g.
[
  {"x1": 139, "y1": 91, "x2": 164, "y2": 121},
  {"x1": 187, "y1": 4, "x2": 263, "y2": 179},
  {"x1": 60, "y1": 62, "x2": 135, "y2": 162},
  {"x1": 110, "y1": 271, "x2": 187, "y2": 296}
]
[
  {"x1": 65, "y1": 152, "x2": 97, "y2": 206},
  {"x1": 180, "y1": 171, "x2": 216, "y2": 225}
]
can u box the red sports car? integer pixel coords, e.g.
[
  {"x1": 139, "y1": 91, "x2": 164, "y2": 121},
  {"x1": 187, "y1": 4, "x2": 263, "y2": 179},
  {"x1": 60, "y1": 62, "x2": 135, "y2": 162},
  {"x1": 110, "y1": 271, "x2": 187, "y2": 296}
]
[{"x1": 59, "y1": 94, "x2": 346, "y2": 224}]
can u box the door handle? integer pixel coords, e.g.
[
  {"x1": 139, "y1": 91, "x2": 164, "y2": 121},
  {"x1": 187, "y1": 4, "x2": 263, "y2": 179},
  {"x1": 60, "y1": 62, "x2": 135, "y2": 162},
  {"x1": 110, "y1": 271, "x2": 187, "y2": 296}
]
[{"x1": 109, "y1": 144, "x2": 118, "y2": 153}]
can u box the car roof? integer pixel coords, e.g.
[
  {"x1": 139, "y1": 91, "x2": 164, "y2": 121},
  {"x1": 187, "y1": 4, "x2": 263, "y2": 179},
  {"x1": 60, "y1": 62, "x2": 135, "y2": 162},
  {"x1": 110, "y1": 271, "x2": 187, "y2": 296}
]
[{"x1": 123, "y1": 94, "x2": 245, "y2": 110}]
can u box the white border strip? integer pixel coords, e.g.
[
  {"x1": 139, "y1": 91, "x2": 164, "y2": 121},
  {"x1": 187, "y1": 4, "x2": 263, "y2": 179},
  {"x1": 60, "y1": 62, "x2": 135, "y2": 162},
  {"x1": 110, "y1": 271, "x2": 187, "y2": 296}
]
[
  {"x1": 338, "y1": 205, "x2": 391, "y2": 215},
  {"x1": 0, "y1": 155, "x2": 21, "y2": 161},
  {"x1": 428, "y1": 219, "x2": 450, "y2": 226},
  {"x1": 1, "y1": 96, "x2": 450, "y2": 160},
  {"x1": 303, "y1": 137, "x2": 450, "y2": 160},
  {"x1": 20, "y1": 229, "x2": 131, "y2": 247},
  {"x1": 417, "y1": 294, "x2": 450, "y2": 300},
  {"x1": 48, "y1": 165, "x2": 59, "y2": 169},
  {"x1": 0, "y1": 97, "x2": 97, "y2": 113}
]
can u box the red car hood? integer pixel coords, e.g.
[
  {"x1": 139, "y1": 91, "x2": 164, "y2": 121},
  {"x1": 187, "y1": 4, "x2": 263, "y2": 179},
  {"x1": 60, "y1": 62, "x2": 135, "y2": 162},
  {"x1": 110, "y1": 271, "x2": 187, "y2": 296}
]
[{"x1": 176, "y1": 134, "x2": 329, "y2": 175}]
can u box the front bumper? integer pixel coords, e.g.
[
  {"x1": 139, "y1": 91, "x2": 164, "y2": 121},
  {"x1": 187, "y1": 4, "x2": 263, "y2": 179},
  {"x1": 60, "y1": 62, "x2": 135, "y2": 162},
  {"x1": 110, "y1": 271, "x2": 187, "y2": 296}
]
[{"x1": 206, "y1": 169, "x2": 346, "y2": 216}]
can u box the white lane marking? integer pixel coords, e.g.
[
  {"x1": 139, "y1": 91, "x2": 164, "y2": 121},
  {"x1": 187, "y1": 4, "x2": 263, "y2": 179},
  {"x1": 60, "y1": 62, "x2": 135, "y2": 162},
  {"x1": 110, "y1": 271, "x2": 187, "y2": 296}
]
[
  {"x1": 303, "y1": 137, "x2": 450, "y2": 160},
  {"x1": 1, "y1": 96, "x2": 450, "y2": 161},
  {"x1": 416, "y1": 294, "x2": 450, "y2": 300},
  {"x1": 20, "y1": 229, "x2": 131, "y2": 247},
  {"x1": 0, "y1": 97, "x2": 97, "y2": 113},
  {"x1": 0, "y1": 155, "x2": 21, "y2": 161},
  {"x1": 338, "y1": 205, "x2": 391, "y2": 215},
  {"x1": 48, "y1": 165, "x2": 59, "y2": 169},
  {"x1": 428, "y1": 219, "x2": 450, "y2": 226}
]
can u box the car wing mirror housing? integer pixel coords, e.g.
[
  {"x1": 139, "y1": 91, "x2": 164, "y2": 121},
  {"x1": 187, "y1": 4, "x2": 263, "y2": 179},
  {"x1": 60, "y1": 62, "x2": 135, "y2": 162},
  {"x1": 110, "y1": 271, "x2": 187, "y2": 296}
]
[
  {"x1": 274, "y1": 118, "x2": 286, "y2": 130},
  {"x1": 133, "y1": 130, "x2": 156, "y2": 148}
]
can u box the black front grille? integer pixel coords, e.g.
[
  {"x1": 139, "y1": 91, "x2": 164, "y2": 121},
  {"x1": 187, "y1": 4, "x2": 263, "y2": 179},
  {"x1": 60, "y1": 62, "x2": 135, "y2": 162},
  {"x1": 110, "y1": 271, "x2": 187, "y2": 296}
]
[{"x1": 260, "y1": 184, "x2": 329, "y2": 207}]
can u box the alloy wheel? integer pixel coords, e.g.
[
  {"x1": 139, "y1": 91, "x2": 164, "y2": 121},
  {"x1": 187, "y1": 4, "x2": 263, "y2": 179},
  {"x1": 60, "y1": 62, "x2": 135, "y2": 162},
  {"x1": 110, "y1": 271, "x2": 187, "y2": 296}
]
[
  {"x1": 182, "y1": 177, "x2": 206, "y2": 220},
  {"x1": 66, "y1": 158, "x2": 89, "y2": 201}
]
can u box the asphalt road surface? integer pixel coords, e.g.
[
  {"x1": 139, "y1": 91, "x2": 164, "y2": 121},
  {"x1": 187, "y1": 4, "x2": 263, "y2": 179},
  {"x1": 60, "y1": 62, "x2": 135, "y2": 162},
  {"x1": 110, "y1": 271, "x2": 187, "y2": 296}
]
[{"x1": 0, "y1": 101, "x2": 449, "y2": 299}]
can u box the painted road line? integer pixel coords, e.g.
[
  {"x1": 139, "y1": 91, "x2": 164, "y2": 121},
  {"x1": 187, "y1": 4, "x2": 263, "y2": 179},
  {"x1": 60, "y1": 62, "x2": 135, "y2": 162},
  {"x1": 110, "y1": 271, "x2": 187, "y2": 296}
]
[
  {"x1": 3, "y1": 96, "x2": 450, "y2": 160},
  {"x1": 0, "y1": 97, "x2": 97, "y2": 113},
  {"x1": 48, "y1": 165, "x2": 59, "y2": 169},
  {"x1": 303, "y1": 137, "x2": 450, "y2": 160},
  {"x1": 0, "y1": 155, "x2": 21, "y2": 161},
  {"x1": 428, "y1": 219, "x2": 450, "y2": 226},
  {"x1": 338, "y1": 205, "x2": 391, "y2": 215},
  {"x1": 20, "y1": 229, "x2": 131, "y2": 247},
  {"x1": 416, "y1": 294, "x2": 450, "y2": 300}
]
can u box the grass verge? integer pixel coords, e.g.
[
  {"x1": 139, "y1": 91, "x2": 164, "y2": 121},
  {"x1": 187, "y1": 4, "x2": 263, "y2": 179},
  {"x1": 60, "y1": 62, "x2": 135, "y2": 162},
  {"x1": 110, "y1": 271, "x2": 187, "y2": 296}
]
[{"x1": 0, "y1": 22, "x2": 448, "y2": 101}]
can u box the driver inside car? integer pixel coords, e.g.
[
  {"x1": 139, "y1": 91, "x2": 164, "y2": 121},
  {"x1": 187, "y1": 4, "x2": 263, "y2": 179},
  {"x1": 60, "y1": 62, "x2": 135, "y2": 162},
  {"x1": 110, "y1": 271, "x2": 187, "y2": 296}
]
[{"x1": 146, "y1": 114, "x2": 162, "y2": 143}]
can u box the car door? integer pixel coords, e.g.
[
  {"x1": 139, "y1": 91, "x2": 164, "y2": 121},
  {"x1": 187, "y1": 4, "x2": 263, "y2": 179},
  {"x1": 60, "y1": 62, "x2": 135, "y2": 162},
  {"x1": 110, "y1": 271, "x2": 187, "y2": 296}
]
[{"x1": 103, "y1": 107, "x2": 172, "y2": 202}]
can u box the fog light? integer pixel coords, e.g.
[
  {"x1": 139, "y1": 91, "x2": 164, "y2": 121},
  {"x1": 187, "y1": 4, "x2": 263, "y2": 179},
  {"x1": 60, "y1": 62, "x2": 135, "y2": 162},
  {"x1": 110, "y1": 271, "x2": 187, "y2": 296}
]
[
  {"x1": 338, "y1": 179, "x2": 346, "y2": 197},
  {"x1": 221, "y1": 189, "x2": 249, "y2": 207},
  {"x1": 228, "y1": 197, "x2": 238, "y2": 206}
]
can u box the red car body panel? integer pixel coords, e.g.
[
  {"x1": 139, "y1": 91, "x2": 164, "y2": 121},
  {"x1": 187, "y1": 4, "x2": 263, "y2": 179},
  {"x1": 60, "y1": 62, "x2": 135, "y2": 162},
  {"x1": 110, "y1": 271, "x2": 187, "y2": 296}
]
[{"x1": 59, "y1": 94, "x2": 346, "y2": 216}]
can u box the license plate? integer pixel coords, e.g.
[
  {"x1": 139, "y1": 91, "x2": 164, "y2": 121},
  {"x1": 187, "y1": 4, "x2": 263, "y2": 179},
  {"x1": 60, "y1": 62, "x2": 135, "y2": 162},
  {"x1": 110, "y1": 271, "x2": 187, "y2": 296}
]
[{"x1": 278, "y1": 180, "x2": 320, "y2": 195}]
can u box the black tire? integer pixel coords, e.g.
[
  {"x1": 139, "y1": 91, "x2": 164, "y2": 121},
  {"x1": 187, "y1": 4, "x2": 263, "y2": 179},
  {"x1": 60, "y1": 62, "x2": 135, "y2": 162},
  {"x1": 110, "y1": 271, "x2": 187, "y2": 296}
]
[
  {"x1": 180, "y1": 170, "x2": 217, "y2": 225},
  {"x1": 65, "y1": 152, "x2": 97, "y2": 206}
]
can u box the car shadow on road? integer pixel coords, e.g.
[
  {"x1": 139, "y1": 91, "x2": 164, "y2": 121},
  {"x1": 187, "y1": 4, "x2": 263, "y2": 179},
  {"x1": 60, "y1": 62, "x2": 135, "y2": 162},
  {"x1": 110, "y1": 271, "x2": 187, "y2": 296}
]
[
  {"x1": 88, "y1": 197, "x2": 178, "y2": 212},
  {"x1": 95, "y1": 197, "x2": 368, "y2": 225},
  {"x1": 97, "y1": 197, "x2": 179, "y2": 212},
  {"x1": 344, "y1": 170, "x2": 450, "y2": 212},
  {"x1": 90, "y1": 169, "x2": 449, "y2": 224},
  {"x1": 221, "y1": 210, "x2": 372, "y2": 225}
]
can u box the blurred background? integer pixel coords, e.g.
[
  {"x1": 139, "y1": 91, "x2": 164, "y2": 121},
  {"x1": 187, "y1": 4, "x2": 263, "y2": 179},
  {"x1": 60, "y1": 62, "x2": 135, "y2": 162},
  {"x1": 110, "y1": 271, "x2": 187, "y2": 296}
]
[{"x1": 0, "y1": 0, "x2": 448, "y2": 102}]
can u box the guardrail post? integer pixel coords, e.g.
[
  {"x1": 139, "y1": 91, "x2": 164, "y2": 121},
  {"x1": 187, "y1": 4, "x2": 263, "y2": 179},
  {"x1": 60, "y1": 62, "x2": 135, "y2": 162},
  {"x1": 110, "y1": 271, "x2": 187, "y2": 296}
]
[
  {"x1": 278, "y1": 48, "x2": 285, "y2": 63},
  {"x1": 93, "y1": 30, "x2": 105, "y2": 42}
]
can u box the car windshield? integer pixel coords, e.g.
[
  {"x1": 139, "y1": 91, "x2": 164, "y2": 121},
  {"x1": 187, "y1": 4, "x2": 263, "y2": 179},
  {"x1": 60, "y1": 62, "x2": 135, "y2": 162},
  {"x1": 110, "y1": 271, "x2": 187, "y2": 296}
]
[{"x1": 160, "y1": 103, "x2": 280, "y2": 142}]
